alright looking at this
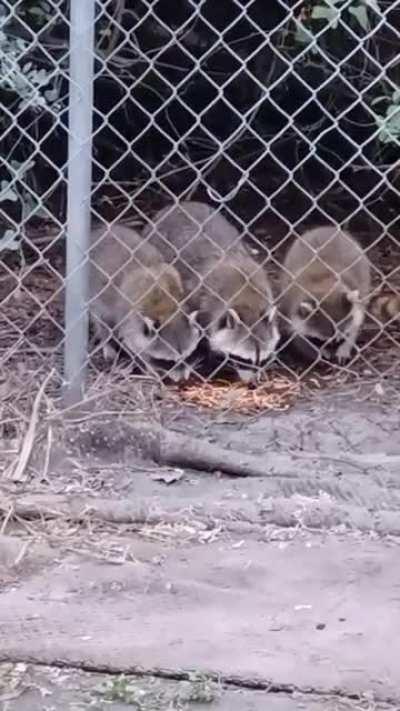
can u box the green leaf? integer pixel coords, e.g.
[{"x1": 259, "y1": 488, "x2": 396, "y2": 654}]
[
  {"x1": 386, "y1": 104, "x2": 400, "y2": 118},
  {"x1": 294, "y1": 21, "x2": 313, "y2": 45},
  {"x1": 377, "y1": 108, "x2": 400, "y2": 144},
  {"x1": 0, "y1": 181, "x2": 18, "y2": 202},
  {"x1": 311, "y1": 5, "x2": 341, "y2": 28},
  {"x1": 0, "y1": 229, "x2": 20, "y2": 251},
  {"x1": 370, "y1": 95, "x2": 389, "y2": 106},
  {"x1": 349, "y1": 5, "x2": 369, "y2": 31},
  {"x1": 364, "y1": 0, "x2": 381, "y2": 15}
]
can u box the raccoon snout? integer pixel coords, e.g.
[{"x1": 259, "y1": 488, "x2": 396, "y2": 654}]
[
  {"x1": 230, "y1": 354, "x2": 257, "y2": 368},
  {"x1": 165, "y1": 364, "x2": 189, "y2": 383},
  {"x1": 236, "y1": 367, "x2": 260, "y2": 384}
]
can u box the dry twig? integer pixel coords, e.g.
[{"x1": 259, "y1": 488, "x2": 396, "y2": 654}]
[{"x1": 6, "y1": 369, "x2": 54, "y2": 482}]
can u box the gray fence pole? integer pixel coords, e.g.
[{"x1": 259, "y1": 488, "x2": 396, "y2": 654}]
[{"x1": 63, "y1": 0, "x2": 96, "y2": 406}]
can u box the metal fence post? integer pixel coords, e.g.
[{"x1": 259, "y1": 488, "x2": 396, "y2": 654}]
[{"x1": 63, "y1": 0, "x2": 96, "y2": 406}]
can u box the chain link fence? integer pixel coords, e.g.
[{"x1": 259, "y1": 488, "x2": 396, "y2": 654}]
[
  {"x1": 1, "y1": 0, "x2": 400, "y2": 442},
  {"x1": 2, "y1": 3, "x2": 400, "y2": 689}
]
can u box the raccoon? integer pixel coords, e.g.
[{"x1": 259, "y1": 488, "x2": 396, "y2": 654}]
[
  {"x1": 142, "y1": 201, "x2": 279, "y2": 382},
  {"x1": 88, "y1": 222, "x2": 201, "y2": 381},
  {"x1": 370, "y1": 291, "x2": 400, "y2": 324},
  {"x1": 279, "y1": 226, "x2": 371, "y2": 363}
]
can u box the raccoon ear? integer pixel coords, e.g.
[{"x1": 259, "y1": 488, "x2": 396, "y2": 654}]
[
  {"x1": 346, "y1": 289, "x2": 360, "y2": 304},
  {"x1": 267, "y1": 305, "x2": 277, "y2": 323},
  {"x1": 188, "y1": 309, "x2": 199, "y2": 324},
  {"x1": 193, "y1": 309, "x2": 210, "y2": 329},
  {"x1": 165, "y1": 264, "x2": 183, "y2": 293},
  {"x1": 142, "y1": 317, "x2": 156, "y2": 338},
  {"x1": 188, "y1": 309, "x2": 204, "y2": 331},
  {"x1": 298, "y1": 300, "x2": 316, "y2": 319},
  {"x1": 219, "y1": 308, "x2": 240, "y2": 330}
]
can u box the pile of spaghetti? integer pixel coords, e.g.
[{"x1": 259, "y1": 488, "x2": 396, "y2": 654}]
[{"x1": 171, "y1": 375, "x2": 300, "y2": 414}]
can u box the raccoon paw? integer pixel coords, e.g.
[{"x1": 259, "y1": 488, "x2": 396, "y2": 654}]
[
  {"x1": 335, "y1": 341, "x2": 352, "y2": 364},
  {"x1": 102, "y1": 342, "x2": 118, "y2": 361},
  {"x1": 166, "y1": 362, "x2": 197, "y2": 383},
  {"x1": 167, "y1": 366, "x2": 187, "y2": 383},
  {"x1": 321, "y1": 346, "x2": 333, "y2": 360},
  {"x1": 236, "y1": 367, "x2": 258, "y2": 384}
]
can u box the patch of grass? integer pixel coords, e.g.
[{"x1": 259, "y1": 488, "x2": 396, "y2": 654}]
[{"x1": 95, "y1": 673, "x2": 217, "y2": 709}]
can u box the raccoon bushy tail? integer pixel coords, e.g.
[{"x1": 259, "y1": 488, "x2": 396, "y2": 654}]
[{"x1": 369, "y1": 291, "x2": 400, "y2": 323}]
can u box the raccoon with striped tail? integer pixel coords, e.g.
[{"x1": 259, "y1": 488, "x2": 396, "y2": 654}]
[
  {"x1": 369, "y1": 291, "x2": 400, "y2": 325},
  {"x1": 279, "y1": 225, "x2": 371, "y2": 363},
  {"x1": 142, "y1": 201, "x2": 279, "y2": 382},
  {"x1": 88, "y1": 222, "x2": 201, "y2": 381}
]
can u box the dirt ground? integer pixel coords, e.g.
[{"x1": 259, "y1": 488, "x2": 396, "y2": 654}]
[
  {"x1": 1, "y1": 386, "x2": 400, "y2": 709},
  {"x1": 3, "y1": 159, "x2": 400, "y2": 708}
]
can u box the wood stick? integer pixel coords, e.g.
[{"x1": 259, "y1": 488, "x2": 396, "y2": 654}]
[
  {"x1": 157, "y1": 428, "x2": 297, "y2": 477},
  {"x1": 7, "y1": 369, "x2": 54, "y2": 482},
  {"x1": 64, "y1": 420, "x2": 387, "y2": 478}
]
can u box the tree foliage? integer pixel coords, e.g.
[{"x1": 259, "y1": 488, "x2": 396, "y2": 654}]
[{"x1": 1, "y1": 0, "x2": 400, "y2": 248}]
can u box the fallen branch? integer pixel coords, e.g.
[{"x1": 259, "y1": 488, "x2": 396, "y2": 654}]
[
  {"x1": 3, "y1": 491, "x2": 399, "y2": 536},
  {"x1": 155, "y1": 427, "x2": 400, "y2": 474},
  {"x1": 157, "y1": 428, "x2": 300, "y2": 477},
  {"x1": 0, "y1": 494, "x2": 272, "y2": 540},
  {"x1": 69, "y1": 420, "x2": 373, "y2": 478},
  {"x1": 0, "y1": 533, "x2": 52, "y2": 568},
  {"x1": 0, "y1": 494, "x2": 157, "y2": 524},
  {"x1": 7, "y1": 369, "x2": 54, "y2": 482}
]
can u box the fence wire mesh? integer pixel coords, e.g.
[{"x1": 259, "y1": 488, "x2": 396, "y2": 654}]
[
  {"x1": 1, "y1": 0, "x2": 400, "y2": 450},
  {"x1": 3, "y1": 3, "x2": 400, "y2": 690}
]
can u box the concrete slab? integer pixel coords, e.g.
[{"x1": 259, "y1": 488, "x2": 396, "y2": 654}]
[{"x1": 0, "y1": 534, "x2": 399, "y2": 700}]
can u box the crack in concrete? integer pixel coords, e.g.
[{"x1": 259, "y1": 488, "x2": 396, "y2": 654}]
[{"x1": 1, "y1": 656, "x2": 398, "y2": 705}]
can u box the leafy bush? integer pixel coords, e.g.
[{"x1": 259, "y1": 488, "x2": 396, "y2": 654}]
[{"x1": 1, "y1": 0, "x2": 399, "y2": 241}]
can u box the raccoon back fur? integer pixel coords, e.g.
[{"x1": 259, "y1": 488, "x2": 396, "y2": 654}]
[
  {"x1": 142, "y1": 201, "x2": 279, "y2": 381},
  {"x1": 88, "y1": 222, "x2": 200, "y2": 380},
  {"x1": 279, "y1": 225, "x2": 371, "y2": 363}
]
